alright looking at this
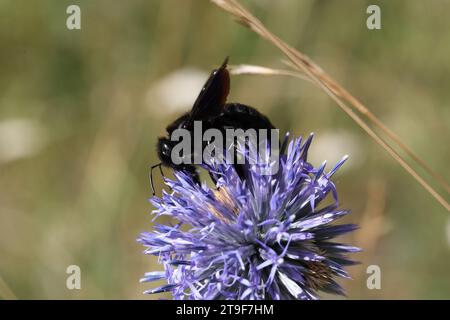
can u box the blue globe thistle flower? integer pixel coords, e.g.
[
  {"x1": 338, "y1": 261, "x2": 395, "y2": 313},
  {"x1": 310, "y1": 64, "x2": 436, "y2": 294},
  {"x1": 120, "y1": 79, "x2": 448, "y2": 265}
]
[{"x1": 139, "y1": 133, "x2": 359, "y2": 300}]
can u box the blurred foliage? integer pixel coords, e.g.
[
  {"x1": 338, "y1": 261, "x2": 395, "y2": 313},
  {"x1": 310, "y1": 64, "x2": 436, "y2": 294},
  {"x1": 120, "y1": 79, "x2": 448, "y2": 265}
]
[{"x1": 0, "y1": 0, "x2": 449, "y2": 299}]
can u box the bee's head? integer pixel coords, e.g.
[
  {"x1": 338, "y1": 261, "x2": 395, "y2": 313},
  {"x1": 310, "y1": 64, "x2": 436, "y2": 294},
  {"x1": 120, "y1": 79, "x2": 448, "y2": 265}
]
[{"x1": 157, "y1": 137, "x2": 176, "y2": 166}]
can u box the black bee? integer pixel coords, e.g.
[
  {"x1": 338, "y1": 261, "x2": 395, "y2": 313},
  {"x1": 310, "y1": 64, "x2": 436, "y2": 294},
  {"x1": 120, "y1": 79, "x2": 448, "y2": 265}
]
[{"x1": 151, "y1": 57, "x2": 276, "y2": 194}]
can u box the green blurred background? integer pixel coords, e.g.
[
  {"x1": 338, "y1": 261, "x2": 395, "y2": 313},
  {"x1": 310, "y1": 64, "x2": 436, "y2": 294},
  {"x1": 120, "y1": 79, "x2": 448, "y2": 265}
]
[{"x1": 0, "y1": 0, "x2": 449, "y2": 299}]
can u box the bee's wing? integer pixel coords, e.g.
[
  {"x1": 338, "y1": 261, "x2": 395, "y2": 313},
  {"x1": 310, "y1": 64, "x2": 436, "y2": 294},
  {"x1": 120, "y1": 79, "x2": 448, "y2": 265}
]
[{"x1": 185, "y1": 57, "x2": 230, "y2": 128}]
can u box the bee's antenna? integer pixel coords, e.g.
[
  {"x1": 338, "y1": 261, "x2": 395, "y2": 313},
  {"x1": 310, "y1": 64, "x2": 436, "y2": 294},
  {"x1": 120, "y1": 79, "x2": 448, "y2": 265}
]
[
  {"x1": 221, "y1": 56, "x2": 229, "y2": 69},
  {"x1": 150, "y1": 163, "x2": 164, "y2": 196}
]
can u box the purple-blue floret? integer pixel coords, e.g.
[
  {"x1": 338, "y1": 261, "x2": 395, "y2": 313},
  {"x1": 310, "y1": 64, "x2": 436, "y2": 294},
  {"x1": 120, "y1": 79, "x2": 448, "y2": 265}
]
[{"x1": 139, "y1": 133, "x2": 359, "y2": 300}]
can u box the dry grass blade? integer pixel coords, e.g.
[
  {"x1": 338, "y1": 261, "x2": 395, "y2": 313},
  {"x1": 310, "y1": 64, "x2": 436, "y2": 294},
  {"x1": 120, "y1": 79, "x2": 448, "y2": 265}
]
[
  {"x1": 0, "y1": 274, "x2": 17, "y2": 300},
  {"x1": 211, "y1": 0, "x2": 450, "y2": 212},
  {"x1": 229, "y1": 64, "x2": 312, "y2": 83}
]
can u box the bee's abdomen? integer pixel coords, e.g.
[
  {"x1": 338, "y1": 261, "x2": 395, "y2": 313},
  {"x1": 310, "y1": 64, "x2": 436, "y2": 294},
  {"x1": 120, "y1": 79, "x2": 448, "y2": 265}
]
[{"x1": 217, "y1": 103, "x2": 275, "y2": 130}]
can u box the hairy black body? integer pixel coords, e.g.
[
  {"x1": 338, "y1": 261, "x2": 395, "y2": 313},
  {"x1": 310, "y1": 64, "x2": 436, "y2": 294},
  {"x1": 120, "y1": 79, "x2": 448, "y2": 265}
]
[{"x1": 152, "y1": 58, "x2": 276, "y2": 194}]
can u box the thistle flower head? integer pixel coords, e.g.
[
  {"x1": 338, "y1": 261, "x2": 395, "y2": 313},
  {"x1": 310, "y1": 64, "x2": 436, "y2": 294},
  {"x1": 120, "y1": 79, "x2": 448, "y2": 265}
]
[{"x1": 139, "y1": 133, "x2": 359, "y2": 300}]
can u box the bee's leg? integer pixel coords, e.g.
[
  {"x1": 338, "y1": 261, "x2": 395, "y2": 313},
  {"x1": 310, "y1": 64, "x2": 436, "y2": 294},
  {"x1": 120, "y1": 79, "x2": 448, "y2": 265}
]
[
  {"x1": 150, "y1": 163, "x2": 174, "y2": 196},
  {"x1": 158, "y1": 164, "x2": 165, "y2": 178},
  {"x1": 279, "y1": 132, "x2": 289, "y2": 156},
  {"x1": 150, "y1": 163, "x2": 163, "y2": 196},
  {"x1": 182, "y1": 166, "x2": 201, "y2": 186},
  {"x1": 208, "y1": 170, "x2": 219, "y2": 186},
  {"x1": 233, "y1": 163, "x2": 246, "y2": 182},
  {"x1": 158, "y1": 165, "x2": 173, "y2": 193},
  {"x1": 192, "y1": 170, "x2": 201, "y2": 186}
]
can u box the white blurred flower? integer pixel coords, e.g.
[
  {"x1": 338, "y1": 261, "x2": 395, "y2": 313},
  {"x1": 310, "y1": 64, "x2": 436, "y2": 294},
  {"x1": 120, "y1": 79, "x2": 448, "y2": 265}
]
[
  {"x1": 0, "y1": 118, "x2": 46, "y2": 164},
  {"x1": 145, "y1": 68, "x2": 208, "y2": 117},
  {"x1": 309, "y1": 129, "x2": 364, "y2": 171}
]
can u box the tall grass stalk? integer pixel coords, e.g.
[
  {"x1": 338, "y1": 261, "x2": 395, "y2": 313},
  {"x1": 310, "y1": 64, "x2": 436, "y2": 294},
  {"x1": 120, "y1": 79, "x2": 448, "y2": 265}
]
[
  {"x1": 211, "y1": 0, "x2": 450, "y2": 212},
  {"x1": 0, "y1": 274, "x2": 17, "y2": 300}
]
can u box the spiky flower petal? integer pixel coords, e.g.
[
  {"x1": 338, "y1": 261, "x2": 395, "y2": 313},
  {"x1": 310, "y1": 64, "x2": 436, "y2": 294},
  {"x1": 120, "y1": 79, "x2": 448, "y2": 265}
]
[{"x1": 139, "y1": 133, "x2": 359, "y2": 300}]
